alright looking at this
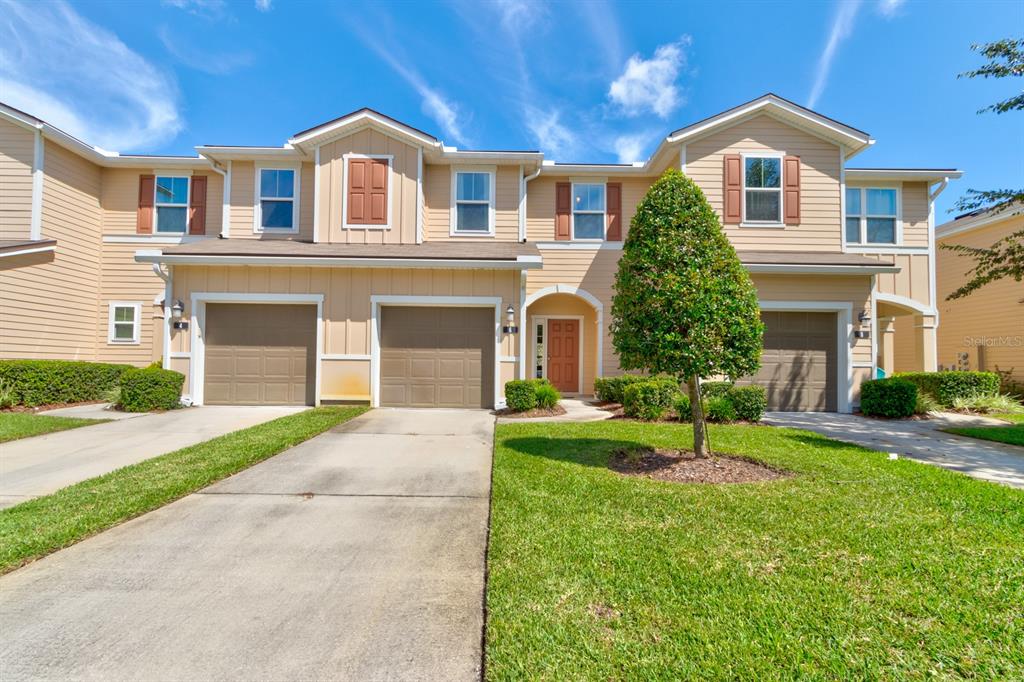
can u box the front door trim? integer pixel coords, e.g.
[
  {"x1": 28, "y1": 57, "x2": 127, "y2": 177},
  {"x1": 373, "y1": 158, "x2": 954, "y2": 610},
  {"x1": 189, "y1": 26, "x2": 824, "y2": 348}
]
[
  {"x1": 370, "y1": 295, "x2": 504, "y2": 409},
  {"x1": 532, "y1": 315, "x2": 584, "y2": 394},
  {"x1": 189, "y1": 292, "x2": 324, "y2": 407}
]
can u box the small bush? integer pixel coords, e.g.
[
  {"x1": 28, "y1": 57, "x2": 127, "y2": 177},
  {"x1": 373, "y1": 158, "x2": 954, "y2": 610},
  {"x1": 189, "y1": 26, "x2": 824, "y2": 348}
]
[
  {"x1": 673, "y1": 393, "x2": 692, "y2": 422},
  {"x1": 914, "y1": 391, "x2": 943, "y2": 415},
  {"x1": 0, "y1": 360, "x2": 132, "y2": 407},
  {"x1": 623, "y1": 378, "x2": 680, "y2": 421},
  {"x1": 504, "y1": 380, "x2": 538, "y2": 412},
  {"x1": 701, "y1": 381, "x2": 733, "y2": 399},
  {"x1": 860, "y1": 378, "x2": 918, "y2": 418},
  {"x1": 895, "y1": 371, "x2": 999, "y2": 407},
  {"x1": 120, "y1": 367, "x2": 185, "y2": 412},
  {"x1": 705, "y1": 396, "x2": 737, "y2": 423},
  {"x1": 535, "y1": 382, "x2": 561, "y2": 409},
  {"x1": 594, "y1": 375, "x2": 649, "y2": 403},
  {"x1": 727, "y1": 385, "x2": 767, "y2": 422},
  {"x1": 0, "y1": 380, "x2": 15, "y2": 409},
  {"x1": 951, "y1": 392, "x2": 1024, "y2": 415}
]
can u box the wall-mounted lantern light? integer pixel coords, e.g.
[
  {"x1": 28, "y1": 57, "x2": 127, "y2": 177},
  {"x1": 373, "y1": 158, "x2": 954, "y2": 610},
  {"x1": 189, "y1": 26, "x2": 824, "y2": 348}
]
[
  {"x1": 171, "y1": 299, "x2": 189, "y2": 330},
  {"x1": 502, "y1": 304, "x2": 519, "y2": 334},
  {"x1": 854, "y1": 310, "x2": 871, "y2": 339}
]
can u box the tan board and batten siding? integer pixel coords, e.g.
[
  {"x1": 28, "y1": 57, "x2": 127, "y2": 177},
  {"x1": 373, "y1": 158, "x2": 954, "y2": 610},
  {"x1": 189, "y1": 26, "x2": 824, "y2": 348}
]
[
  {"x1": 424, "y1": 165, "x2": 521, "y2": 241},
  {"x1": 0, "y1": 118, "x2": 34, "y2": 240}
]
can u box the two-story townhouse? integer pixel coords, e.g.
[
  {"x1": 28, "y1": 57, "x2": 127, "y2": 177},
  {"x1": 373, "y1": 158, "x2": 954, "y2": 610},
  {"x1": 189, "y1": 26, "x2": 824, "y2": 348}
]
[{"x1": 0, "y1": 95, "x2": 960, "y2": 412}]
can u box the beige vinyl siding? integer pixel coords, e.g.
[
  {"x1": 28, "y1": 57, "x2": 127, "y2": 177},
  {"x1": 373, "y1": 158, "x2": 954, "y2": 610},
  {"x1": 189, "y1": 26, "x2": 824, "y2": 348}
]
[
  {"x1": 318, "y1": 129, "x2": 419, "y2": 244},
  {"x1": 870, "y1": 252, "x2": 933, "y2": 308},
  {"x1": 526, "y1": 176, "x2": 652, "y2": 242},
  {"x1": 0, "y1": 119, "x2": 35, "y2": 240},
  {"x1": 102, "y1": 168, "x2": 223, "y2": 236},
  {"x1": 423, "y1": 164, "x2": 520, "y2": 241},
  {"x1": 686, "y1": 113, "x2": 842, "y2": 250},
  {"x1": 0, "y1": 141, "x2": 102, "y2": 359},
  {"x1": 227, "y1": 162, "x2": 310, "y2": 240},
  {"x1": 845, "y1": 181, "x2": 930, "y2": 248},
  {"x1": 936, "y1": 214, "x2": 1024, "y2": 380},
  {"x1": 892, "y1": 315, "x2": 919, "y2": 372},
  {"x1": 95, "y1": 243, "x2": 165, "y2": 365}
]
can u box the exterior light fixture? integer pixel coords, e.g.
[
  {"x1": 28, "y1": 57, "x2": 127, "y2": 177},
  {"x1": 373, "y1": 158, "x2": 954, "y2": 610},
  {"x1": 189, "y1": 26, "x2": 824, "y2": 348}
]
[
  {"x1": 171, "y1": 299, "x2": 189, "y2": 330},
  {"x1": 502, "y1": 304, "x2": 519, "y2": 334},
  {"x1": 854, "y1": 310, "x2": 871, "y2": 339}
]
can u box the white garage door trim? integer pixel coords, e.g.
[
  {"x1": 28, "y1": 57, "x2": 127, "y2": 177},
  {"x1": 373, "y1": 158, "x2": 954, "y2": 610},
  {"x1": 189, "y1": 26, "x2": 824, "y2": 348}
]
[
  {"x1": 189, "y1": 292, "x2": 324, "y2": 407},
  {"x1": 370, "y1": 295, "x2": 504, "y2": 409},
  {"x1": 758, "y1": 300, "x2": 853, "y2": 413}
]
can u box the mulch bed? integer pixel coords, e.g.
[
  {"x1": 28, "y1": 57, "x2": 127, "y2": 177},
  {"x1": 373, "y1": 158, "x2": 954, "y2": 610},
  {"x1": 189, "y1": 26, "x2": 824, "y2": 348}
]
[
  {"x1": 609, "y1": 447, "x2": 789, "y2": 484},
  {"x1": 1, "y1": 400, "x2": 106, "y2": 414},
  {"x1": 494, "y1": 404, "x2": 568, "y2": 418}
]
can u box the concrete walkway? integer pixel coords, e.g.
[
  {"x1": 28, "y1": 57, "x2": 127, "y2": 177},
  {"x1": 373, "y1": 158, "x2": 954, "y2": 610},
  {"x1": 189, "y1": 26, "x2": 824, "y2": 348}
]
[
  {"x1": 0, "y1": 405, "x2": 304, "y2": 508},
  {"x1": 765, "y1": 411, "x2": 1024, "y2": 488},
  {"x1": 0, "y1": 408, "x2": 493, "y2": 681},
  {"x1": 497, "y1": 397, "x2": 613, "y2": 423}
]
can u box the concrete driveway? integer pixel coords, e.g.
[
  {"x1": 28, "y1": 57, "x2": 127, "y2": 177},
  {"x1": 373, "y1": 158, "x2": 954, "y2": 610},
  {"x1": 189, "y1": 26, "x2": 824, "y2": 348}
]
[
  {"x1": 0, "y1": 408, "x2": 493, "y2": 681},
  {"x1": 0, "y1": 405, "x2": 305, "y2": 508},
  {"x1": 766, "y1": 411, "x2": 1024, "y2": 488}
]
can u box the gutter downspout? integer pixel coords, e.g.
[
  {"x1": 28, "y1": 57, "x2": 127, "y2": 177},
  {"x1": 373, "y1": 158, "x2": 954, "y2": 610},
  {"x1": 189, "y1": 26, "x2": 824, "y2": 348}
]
[
  {"x1": 152, "y1": 262, "x2": 172, "y2": 370},
  {"x1": 520, "y1": 166, "x2": 542, "y2": 243},
  {"x1": 926, "y1": 177, "x2": 950, "y2": 364}
]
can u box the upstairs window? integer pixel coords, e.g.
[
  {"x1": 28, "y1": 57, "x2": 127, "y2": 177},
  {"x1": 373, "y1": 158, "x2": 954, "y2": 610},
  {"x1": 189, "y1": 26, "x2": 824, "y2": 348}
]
[
  {"x1": 257, "y1": 168, "x2": 296, "y2": 231},
  {"x1": 108, "y1": 302, "x2": 141, "y2": 344},
  {"x1": 572, "y1": 183, "x2": 605, "y2": 240},
  {"x1": 846, "y1": 187, "x2": 898, "y2": 244},
  {"x1": 743, "y1": 156, "x2": 782, "y2": 223},
  {"x1": 154, "y1": 176, "x2": 189, "y2": 233},
  {"x1": 453, "y1": 170, "x2": 493, "y2": 234}
]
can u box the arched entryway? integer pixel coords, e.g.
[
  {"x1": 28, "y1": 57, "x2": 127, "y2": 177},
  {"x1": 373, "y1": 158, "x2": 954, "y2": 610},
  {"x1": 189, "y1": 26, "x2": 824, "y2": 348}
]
[
  {"x1": 521, "y1": 285, "x2": 604, "y2": 395},
  {"x1": 876, "y1": 293, "x2": 938, "y2": 376}
]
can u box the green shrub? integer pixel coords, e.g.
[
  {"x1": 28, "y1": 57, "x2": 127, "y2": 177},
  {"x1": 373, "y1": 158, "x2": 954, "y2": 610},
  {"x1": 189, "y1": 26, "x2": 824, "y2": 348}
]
[
  {"x1": 727, "y1": 385, "x2": 767, "y2": 422},
  {"x1": 705, "y1": 396, "x2": 737, "y2": 423},
  {"x1": 701, "y1": 381, "x2": 733, "y2": 399},
  {"x1": 951, "y1": 392, "x2": 1024, "y2": 415},
  {"x1": 673, "y1": 393, "x2": 692, "y2": 422},
  {"x1": 535, "y1": 382, "x2": 561, "y2": 409},
  {"x1": 0, "y1": 380, "x2": 14, "y2": 409},
  {"x1": 914, "y1": 391, "x2": 943, "y2": 415},
  {"x1": 860, "y1": 378, "x2": 918, "y2": 418},
  {"x1": 594, "y1": 375, "x2": 649, "y2": 403},
  {"x1": 120, "y1": 367, "x2": 185, "y2": 412},
  {"x1": 0, "y1": 360, "x2": 131, "y2": 407},
  {"x1": 504, "y1": 380, "x2": 538, "y2": 412},
  {"x1": 894, "y1": 371, "x2": 999, "y2": 406},
  {"x1": 623, "y1": 378, "x2": 680, "y2": 421}
]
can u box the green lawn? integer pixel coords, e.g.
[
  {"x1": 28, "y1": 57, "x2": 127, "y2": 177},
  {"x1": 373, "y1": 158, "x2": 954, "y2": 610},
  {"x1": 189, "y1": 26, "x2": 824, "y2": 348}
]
[
  {"x1": 487, "y1": 421, "x2": 1024, "y2": 680},
  {"x1": 0, "y1": 405, "x2": 366, "y2": 574},
  {"x1": 993, "y1": 412, "x2": 1024, "y2": 425},
  {"x1": 944, "y1": 424, "x2": 1024, "y2": 447},
  {"x1": 0, "y1": 412, "x2": 108, "y2": 443}
]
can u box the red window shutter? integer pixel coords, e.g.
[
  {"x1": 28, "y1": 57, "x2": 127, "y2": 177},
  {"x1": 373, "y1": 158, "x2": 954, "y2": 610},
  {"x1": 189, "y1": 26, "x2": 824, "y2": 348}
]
[
  {"x1": 137, "y1": 174, "x2": 155, "y2": 234},
  {"x1": 188, "y1": 175, "x2": 207, "y2": 235},
  {"x1": 555, "y1": 182, "x2": 571, "y2": 240},
  {"x1": 347, "y1": 158, "x2": 388, "y2": 226},
  {"x1": 723, "y1": 155, "x2": 742, "y2": 224},
  {"x1": 606, "y1": 182, "x2": 622, "y2": 241},
  {"x1": 783, "y1": 155, "x2": 801, "y2": 224},
  {"x1": 369, "y1": 159, "x2": 388, "y2": 224}
]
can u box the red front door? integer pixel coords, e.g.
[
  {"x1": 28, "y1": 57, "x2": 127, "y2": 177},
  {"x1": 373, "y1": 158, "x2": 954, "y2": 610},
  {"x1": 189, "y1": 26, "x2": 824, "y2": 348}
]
[{"x1": 547, "y1": 319, "x2": 579, "y2": 393}]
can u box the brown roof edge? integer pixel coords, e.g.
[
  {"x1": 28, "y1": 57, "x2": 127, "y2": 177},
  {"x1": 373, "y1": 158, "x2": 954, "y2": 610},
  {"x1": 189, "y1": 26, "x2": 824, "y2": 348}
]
[{"x1": 0, "y1": 238, "x2": 58, "y2": 254}]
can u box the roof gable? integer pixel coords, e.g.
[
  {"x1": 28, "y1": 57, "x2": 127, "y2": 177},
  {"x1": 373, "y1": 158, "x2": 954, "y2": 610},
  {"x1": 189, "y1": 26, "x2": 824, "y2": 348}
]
[{"x1": 288, "y1": 108, "x2": 440, "y2": 150}]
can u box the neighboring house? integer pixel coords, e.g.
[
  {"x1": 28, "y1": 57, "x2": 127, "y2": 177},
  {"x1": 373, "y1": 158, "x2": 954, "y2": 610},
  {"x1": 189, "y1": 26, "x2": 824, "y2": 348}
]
[
  {"x1": 0, "y1": 95, "x2": 961, "y2": 412},
  {"x1": 935, "y1": 205, "x2": 1024, "y2": 383}
]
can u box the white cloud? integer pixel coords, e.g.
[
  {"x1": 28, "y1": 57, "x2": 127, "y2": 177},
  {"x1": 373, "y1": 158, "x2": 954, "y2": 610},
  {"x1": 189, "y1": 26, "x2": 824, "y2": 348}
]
[
  {"x1": 157, "y1": 25, "x2": 253, "y2": 75},
  {"x1": 254, "y1": 0, "x2": 272, "y2": 11},
  {"x1": 611, "y1": 133, "x2": 651, "y2": 164},
  {"x1": 161, "y1": 0, "x2": 228, "y2": 20},
  {"x1": 608, "y1": 38, "x2": 689, "y2": 118},
  {"x1": 807, "y1": 0, "x2": 862, "y2": 109},
  {"x1": 494, "y1": 0, "x2": 545, "y2": 33},
  {"x1": 877, "y1": 0, "x2": 905, "y2": 17},
  {"x1": 524, "y1": 107, "x2": 577, "y2": 158},
  {"x1": 0, "y1": 0, "x2": 182, "y2": 152}
]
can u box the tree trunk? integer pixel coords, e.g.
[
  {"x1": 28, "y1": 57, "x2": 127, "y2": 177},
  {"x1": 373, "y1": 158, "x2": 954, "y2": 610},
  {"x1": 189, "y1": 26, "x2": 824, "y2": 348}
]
[{"x1": 687, "y1": 376, "x2": 708, "y2": 458}]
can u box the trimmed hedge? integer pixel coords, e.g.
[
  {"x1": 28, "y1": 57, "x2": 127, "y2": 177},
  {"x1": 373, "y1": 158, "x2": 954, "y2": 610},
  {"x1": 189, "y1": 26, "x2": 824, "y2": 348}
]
[
  {"x1": 894, "y1": 371, "x2": 999, "y2": 406},
  {"x1": 504, "y1": 378, "x2": 560, "y2": 412},
  {"x1": 700, "y1": 381, "x2": 733, "y2": 399},
  {"x1": 622, "y1": 378, "x2": 680, "y2": 421},
  {"x1": 705, "y1": 396, "x2": 738, "y2": 423},
  {"x1": 0, "y1": 360, "x2": 131, "y2": 407},
  {"x1": 727, "y1": 385, "x2": 768, "y2": 422},
  {"x1": 594, "y1": 375, "x2": 650, "y2": 404},
  {"x1": 860, "y1": 378, "x2": 918, "y2": 418},
  {"x1": 120, "y1": 367, "x2": 185, "y2": 412}
]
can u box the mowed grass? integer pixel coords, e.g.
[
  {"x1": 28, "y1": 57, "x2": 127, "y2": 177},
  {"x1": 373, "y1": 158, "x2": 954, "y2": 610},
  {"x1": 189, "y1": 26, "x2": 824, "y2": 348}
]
[
  {"x1": 487, "y1": 421, "x2": 1024, "y2": 681},
  {"x1": 993, "y1": 412, "x2": 1024, "y2": 425},
  {"x1": 0, "y1": 405, "x2": 366, "y2": 574},
  {"x1": 0, "y1": 412, "x2": 108, "y2": 443},
  {"x1": 944, "y1": 424, "x2": 1024, "y2": 447}
]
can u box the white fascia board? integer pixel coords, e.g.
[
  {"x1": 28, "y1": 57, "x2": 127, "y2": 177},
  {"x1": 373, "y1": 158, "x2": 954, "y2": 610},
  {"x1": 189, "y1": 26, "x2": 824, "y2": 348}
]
[
  {"x1": 134, "y1": 252, "x2": 544, "y2": 270},
  {"x1": 0, "y1": 244, "x2": 56, "y2": 259},
  {"x1": 436, "y1": 149, "x2": 544, "y2": 164},
  {"x1": 847, "y1": 169, "x2": 963, "y2": 182},
  {"x1": 195, "y1": 146, "x2": 308, "y2": 162},
  {"x1": 289, "y1": 111, "x2": 440, "y2": 149},
  {"x1": 745, "y1": 263, "x2": 900, "y2": 275},
  {"x1": 936, "y1": 205, "x2": 1023, "y2": 239},
  {"x1": 540, "y1": 163, "x2": 651, "y2": 176}
]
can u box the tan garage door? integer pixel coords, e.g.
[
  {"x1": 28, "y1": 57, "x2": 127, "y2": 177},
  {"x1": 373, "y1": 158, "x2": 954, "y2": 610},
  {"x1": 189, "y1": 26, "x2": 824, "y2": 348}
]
[
  {"x1": 737, "y1": 311, "x2": 838, "y2": 411},
  {"x1": 204, "y1": 303, "x2": 315, "y2": 405},
  {"x1": 380, "y1": 306, "x2": 494, "y2": 408}
]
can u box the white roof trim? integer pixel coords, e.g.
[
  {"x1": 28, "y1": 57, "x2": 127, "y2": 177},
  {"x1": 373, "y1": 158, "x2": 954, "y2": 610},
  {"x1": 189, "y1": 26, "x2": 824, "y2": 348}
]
[
  {"x1": 134, "y1": 250, "x2": 543, "y2": 271},
  {"x1": 847, "y1": 169, "x2": 963, "y2": 182},
  {"x1": 0, "y1": 244, "x2": 56, "y2": 259},
  {"x1": 936, "y1": 204, "x2": 1024, "y2": 239},
  {"x1": 288, "y1": 110, "x2": 441, "y2": 149}
]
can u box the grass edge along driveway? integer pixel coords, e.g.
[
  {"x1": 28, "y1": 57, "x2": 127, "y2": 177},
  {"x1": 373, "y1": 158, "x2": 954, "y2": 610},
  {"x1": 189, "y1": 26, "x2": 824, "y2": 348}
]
[
  {"x1": 943, "y1": 423, "x2": 1024, "y2": 447},
  {"x1": 486, "y1": 420, "x2": 1024, "y2": 681},
  {"x1": 0, "y1": 405, "x2": 367, "y2": 574},
  {"x1": 0, "y1": 412, "x2": 109, "y2": 443}
]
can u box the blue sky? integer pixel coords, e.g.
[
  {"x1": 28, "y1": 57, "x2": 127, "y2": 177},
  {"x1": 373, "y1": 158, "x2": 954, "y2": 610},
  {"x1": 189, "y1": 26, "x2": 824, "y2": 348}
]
[{"x1": 1, "y1": 0, "x2": 1020, "y2": 218}]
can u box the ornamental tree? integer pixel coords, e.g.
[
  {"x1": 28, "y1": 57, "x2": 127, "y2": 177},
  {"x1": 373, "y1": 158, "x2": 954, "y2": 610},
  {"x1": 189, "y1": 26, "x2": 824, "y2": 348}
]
[{"x1": 610, "y1": 168, "x2": 763, "y2": 456}]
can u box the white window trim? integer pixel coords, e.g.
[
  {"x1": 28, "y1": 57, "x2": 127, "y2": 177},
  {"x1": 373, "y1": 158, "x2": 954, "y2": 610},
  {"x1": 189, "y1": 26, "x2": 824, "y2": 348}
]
[
  {"x1": 342, "y1": 153, "x2": 393, "y2": 230},
  {"x1": 154, "y1": 174, "x2": 190, "y2": 235},
  {"x1": 449, "y1": 166, "x2": 496, "y2": 236},
  {"x1": 107, "y1": 301, "x2": 142, "y2": 345},
  {"x1": 253, "y1": 164, "x2": 300, "y2": 234},
  {"x1": 844, "y1": 184, "x2": 902, "y2": 247},
  {"x1": 739, "y1": 152, "x2": 784, "y2": 228},
  {"x1": 570, "y1": 181, "x2": 607, "y2": 242}
]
